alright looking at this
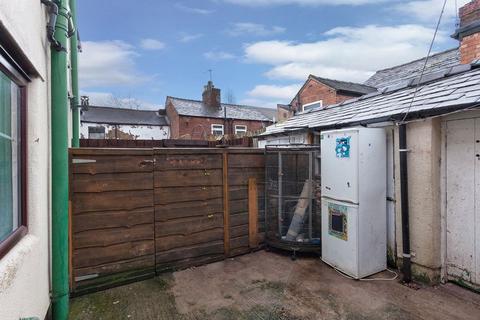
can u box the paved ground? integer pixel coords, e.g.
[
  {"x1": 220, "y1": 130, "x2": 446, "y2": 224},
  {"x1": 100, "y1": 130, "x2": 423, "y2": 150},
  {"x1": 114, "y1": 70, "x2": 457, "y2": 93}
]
[{"x1": 70, "y1": 251, "x2": 480, "y2": 320}]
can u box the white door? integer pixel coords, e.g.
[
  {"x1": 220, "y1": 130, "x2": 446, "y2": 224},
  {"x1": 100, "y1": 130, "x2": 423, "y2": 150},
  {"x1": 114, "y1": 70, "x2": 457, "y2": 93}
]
[
  {"x1": 321, "y1": 129, "x2": 359, "y2": 203},
  {"x1": 446, "y1": 118, "x2": 480, "y2": 287}
]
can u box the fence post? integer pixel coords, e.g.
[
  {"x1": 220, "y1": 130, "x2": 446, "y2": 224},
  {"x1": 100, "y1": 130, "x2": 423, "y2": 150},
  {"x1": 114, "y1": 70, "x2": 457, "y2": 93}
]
[
  {"x1": 223, "y1": 152, "x2": 230, "y2": 256},
  {"x1": 248, "y1": 178, "x2": 258, "y2": 248}
]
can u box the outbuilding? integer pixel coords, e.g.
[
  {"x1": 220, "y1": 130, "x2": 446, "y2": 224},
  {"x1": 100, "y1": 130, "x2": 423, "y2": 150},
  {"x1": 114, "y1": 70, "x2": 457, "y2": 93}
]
[
  {"x1": 80, "y1": 106, "x2": 170, "y2": 140},
  {"x1": 260, "y1": 0, "x2": 480, "y2": 290}
]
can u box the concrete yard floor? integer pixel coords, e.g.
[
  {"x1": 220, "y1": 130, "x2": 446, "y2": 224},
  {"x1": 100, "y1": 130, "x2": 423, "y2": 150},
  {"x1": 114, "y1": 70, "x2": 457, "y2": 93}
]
[{"x1": 70, "y1": 251, "x2": 480, "y2": 320}]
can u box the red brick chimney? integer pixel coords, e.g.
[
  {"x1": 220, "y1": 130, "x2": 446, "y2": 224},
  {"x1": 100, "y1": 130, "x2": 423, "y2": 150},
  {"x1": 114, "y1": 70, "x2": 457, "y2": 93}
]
[
  {"x1": 202, "y1": 81, "x2": 221, "y2": 109},
  {"x1": 454, "y1": 0, "x2": 480, "y2": 64}
]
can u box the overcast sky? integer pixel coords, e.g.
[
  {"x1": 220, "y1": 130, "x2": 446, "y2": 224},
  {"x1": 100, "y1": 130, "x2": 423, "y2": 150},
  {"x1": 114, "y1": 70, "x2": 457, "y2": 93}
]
[{"x1": 78, "y1": 0, "x2": 467, "y2": 109}]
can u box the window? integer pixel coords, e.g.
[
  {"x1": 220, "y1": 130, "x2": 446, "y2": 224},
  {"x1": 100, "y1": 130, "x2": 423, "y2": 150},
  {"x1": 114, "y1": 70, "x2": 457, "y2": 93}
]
[
  {"x1": 235, "y1": 125, "x2": 247, "y2": 135},
  {"x1": 302, "y1": 100, "x2": 323, "y2": 112},
  {"x1": 211, "y1": 124, "x2": 224, "y2": 136},
  {"x1": 0, "y1": 54, "x2": 27, "y2": 259},
  {"x1": 88, "y1": 126, "x2": 106, "y2": 139}
]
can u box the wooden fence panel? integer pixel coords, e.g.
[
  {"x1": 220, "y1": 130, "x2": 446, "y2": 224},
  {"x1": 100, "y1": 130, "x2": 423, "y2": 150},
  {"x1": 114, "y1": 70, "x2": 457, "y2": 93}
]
[
  {"x1": 70, "y1": 149, "x2": 155, "y2": 295},
  {"x1": 70, "y1": 147, "x2": 266, "y2": 294},
  {"x1": 227, "y1": 151, "x2": 266, "y2": 257},
  {"x1": 154, "y1": 149, "x2": 225, "y2": 273}
]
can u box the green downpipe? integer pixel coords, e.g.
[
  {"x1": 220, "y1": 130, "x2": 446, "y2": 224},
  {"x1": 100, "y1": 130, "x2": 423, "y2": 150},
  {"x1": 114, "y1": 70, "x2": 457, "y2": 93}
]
[
  {"x1": 51, "y1": 0, "x2": 70, "y2": 318},
  {"x1": 70, "y1": 0, "x2": 79, "y2": 147}
]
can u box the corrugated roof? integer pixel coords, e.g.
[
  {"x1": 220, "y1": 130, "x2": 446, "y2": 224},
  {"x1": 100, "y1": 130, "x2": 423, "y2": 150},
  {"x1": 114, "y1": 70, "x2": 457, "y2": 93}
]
[
  {"x1": 365, "y1": 48, "x2": 460, "y2": 88},
  {"x1": 263, "y1": 64, "x2": 480, "y2": 136},
  {"x1": 166, "y1": 96, "x2": 274, "y2": 122},
  {"x1": 81, "y1": 106, "x2": 169, "y2": 126},
  {"x1": 311, "y1": 75, "x2": 377, "y2": 95}
]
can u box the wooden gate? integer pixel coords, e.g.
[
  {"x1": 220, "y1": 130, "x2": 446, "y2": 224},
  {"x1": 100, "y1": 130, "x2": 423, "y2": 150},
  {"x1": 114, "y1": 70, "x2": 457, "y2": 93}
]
[{"x1": 69, "y1": 148, "x2": 265, "y2": 295}]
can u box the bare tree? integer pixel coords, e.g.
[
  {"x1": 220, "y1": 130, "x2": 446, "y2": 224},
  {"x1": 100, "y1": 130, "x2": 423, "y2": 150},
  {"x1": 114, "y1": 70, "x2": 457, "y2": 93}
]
[{"x1": 105, "y1": 94, "x2": 150, "y2": 110}]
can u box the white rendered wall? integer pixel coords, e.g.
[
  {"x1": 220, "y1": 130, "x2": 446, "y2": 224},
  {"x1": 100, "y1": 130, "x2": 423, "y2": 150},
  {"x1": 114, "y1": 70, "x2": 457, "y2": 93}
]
[
  {"x1": 0, "y1": 2, "x2": 53, "y2": 319},
  {"x1": 258, "y1": 132, "x2": 308, "y2": 147},
  {"x1": 394, "y1": 119, "x2": 442, "y2": 282},
  {"x1": 80, "y1": 122, "x2": 170, "y2": 140}
]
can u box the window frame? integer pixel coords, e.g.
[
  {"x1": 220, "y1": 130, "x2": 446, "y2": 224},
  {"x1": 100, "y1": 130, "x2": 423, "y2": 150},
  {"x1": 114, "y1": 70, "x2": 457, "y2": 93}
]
[
  {"x1": 0, "y1": 49, "x2": 28, "y2": 260},
  {"x1": 88, "y1": 126, "x2": 106, "y2": 139},
  {"x1": 211, "y1": 124, "x2": 224, "y2": 136},
  {"x1": 302, "y1": 100, "x2": 323, "y2": 112},
  {"x1": 234, "y1": 125, "x2": 247, "y2": 135}
]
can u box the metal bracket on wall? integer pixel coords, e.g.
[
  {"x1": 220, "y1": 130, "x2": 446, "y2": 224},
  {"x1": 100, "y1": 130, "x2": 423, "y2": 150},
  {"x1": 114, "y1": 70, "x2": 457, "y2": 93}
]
[
  {"x1": 72, "y1": 159, "x2": 96, "y2": 164},
  {"x1": 75, "y1": 274, "x2": 99, "y2": 282}
]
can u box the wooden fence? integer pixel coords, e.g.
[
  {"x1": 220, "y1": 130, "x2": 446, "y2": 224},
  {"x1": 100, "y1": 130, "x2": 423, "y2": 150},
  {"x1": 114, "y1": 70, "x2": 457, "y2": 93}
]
[
  {"x1": 69, "y1": 148, "x2": 265, "y2": 295},
  {"x1": 79, "y1": 137, "x2": 253, "y2": 149},
  {"x1": 79, "y1": 139, "x2": 216, "y2": 148}
]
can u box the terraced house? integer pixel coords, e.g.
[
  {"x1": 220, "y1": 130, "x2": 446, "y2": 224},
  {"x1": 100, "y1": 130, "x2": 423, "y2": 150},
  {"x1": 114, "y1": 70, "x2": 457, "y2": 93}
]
[{"x1": 166, "y1": 81, "x2": 275, "y2": 140}]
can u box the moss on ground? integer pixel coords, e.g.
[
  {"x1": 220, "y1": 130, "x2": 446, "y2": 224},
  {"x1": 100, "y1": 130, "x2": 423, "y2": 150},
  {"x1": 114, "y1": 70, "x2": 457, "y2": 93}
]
[
  {"x1": 70, "y1": 276, "x2": 296, "y2": 320},
  {"x1": 209, "y1": 305, "x2": 302, "y2": 320},
  {"x1": 69, "y1": 275, "x2": 182, "y2": 320},
  {"x1": 246, "y1": 279, "x2": 287, "y2": 296},
  {"x1": 259, "y1": 281, "x2": 287, "y2": 295}
]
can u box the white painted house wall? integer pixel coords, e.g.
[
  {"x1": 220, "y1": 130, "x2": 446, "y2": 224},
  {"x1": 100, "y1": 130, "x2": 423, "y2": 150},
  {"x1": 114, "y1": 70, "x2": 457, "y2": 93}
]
[
  {"x1": 0, "y1": 1, "x2": 56, "y2": 319},
  {"x1": 80, "y1": 122, "x2": 170, "y2": 140},
  {"x1": 258, "y1": 132, "x2": 308, "y2": 148}
]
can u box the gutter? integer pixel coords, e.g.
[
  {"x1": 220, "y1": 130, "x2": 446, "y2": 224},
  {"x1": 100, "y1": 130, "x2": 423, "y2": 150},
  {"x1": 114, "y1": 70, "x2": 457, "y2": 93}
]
[
  {"x1": 452, "y1": 20, "x2": 480, "y2": 40},
  {"x1": 41, "y1": 0, "x2": 74, "y2": 52}
]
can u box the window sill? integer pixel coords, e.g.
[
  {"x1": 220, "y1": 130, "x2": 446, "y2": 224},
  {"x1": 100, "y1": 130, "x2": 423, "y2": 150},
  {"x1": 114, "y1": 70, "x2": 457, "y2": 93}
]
[{"x1": 0, "y1": 226, "x2": 28, "y2": 260}]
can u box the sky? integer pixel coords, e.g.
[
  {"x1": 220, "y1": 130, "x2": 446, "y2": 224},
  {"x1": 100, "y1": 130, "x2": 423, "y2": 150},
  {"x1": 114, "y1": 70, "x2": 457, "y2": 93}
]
[{"x1": 77, "y1": 0, "x2": 468, "y2": 110}]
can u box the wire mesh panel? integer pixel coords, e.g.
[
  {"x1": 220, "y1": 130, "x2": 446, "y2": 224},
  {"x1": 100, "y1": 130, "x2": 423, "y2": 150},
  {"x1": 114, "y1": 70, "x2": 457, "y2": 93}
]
[{"x1": 265, "y1": 147, "x2": 321, "y2": 254}]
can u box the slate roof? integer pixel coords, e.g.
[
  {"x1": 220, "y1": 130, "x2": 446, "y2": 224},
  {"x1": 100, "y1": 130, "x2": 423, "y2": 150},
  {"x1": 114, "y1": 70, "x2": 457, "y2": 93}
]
[
  {"x1": 365, "y1": 48, "x2": 460, "y2": 88},
  {"x1": 311, "y1": 75, "x2": 377, "y2": 95},
  {"x1": 81, "y1": 106, "x2": 169, "y2": 126},
  {"x1": 166, "y1": 96, "x2": 274, "y2": 122},
  {"x1": 243, "y1": 105, "x2": 277, "y2": 121},
  {"x1": 263, "y1": 63, "x2": 480, "y2": 136}
]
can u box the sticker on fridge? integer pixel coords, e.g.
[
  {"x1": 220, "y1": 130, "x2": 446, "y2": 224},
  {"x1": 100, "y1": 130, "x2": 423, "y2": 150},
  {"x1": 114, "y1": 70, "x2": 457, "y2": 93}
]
[
  {"x1": 328, "y1": 203, "x2": 348, "y2": 241},
  {"x1": 335, "y1": 137, "x2": 351, "y2": 158}
]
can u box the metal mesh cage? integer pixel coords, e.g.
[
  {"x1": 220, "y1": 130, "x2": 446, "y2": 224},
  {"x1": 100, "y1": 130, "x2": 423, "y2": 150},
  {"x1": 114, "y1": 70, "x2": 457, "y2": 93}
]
[{"x1": 265, "y1": 146, "x2": 321, "y2": 253}]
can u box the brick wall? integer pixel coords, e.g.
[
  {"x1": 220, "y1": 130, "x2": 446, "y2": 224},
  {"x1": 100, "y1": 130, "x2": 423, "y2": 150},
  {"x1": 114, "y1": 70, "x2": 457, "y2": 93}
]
[
  {"x1": 290, "y1": 78, "x2": 357, "y2": 113},
  {"x1": 336, "y1": 92, "x2": 356, "y2": 104},
  {"x1": 460, "y1": 0, "x2": 480, "y2": 27},
  {"x1": 460, "y1": 33, "x2": 480, "y2": 64},
  {"x1": 175, "y1": 116, "x2": 269, "y2": 140},
  {"x1": 167, "y1": 101, "x2": 271, "y2": 140},
  {"x1": 458, "y1": 0, "x2": 480, "y2": 64},
  {"x1": 230, "y1": 119, "x2": 269, "y2": 134},
  {"x1": 277, "y1": 107, "x2": 293, "y2": 122}
]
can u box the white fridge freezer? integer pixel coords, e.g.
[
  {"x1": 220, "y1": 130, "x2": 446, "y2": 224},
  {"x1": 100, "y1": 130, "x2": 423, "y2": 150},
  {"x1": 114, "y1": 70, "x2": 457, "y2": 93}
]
[{"x1": 320, "y1": 127, "x2": 387, "y2": 279}]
